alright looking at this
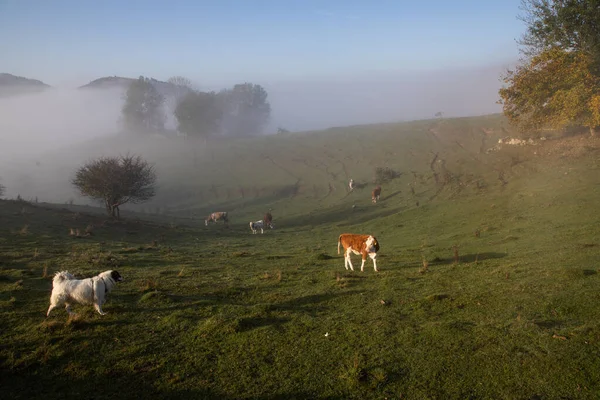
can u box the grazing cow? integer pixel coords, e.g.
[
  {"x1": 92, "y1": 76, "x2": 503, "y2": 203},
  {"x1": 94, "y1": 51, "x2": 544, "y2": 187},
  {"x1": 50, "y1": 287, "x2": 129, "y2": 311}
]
[
  {"x1": 249, "y1": 220, "x2": 265, "y2": 234},
  {"x1": 372, "y1": 185, "x2": 382, "y2": 203},
  {"x1": 337, "y1": 233, "x2": 380, "y2": 272},
  {"x1": 349, "y1": 179, "x2": 355, "y2": 191},
  {"x1": 263, "y1": 212, "x2": 273, "y2": 228},
  {"x1": 205, "y1": 212, "x2": 229, "y2": 226}
]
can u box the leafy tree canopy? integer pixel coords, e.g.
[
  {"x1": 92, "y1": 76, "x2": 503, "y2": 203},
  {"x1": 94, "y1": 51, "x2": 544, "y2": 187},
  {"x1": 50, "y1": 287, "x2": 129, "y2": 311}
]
[
  {"x1": 499, "y1": 1, "x2": 600, "y2": 136},
  {"x1": 220, "y1": 83, "x2": 271, "y2": 137},
  {"x1": 122, "y1": 76, "x2": 166, "y2": 133},
  {"x1": 174, "y1": 91, "x2": 223, "y2": 138}
]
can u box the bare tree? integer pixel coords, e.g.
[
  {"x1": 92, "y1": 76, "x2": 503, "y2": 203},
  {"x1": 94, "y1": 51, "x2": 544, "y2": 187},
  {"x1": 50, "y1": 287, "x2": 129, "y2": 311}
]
[
  {"x1": 72, "y1": 155, "x2": 157, "y2": 219},
  {"x1": 0, "y1": 180, "x2": 5, "y2": 198}
]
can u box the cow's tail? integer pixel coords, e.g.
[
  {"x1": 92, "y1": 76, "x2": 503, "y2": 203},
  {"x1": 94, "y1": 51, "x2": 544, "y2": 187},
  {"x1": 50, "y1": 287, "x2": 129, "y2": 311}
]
[{"x1": 337, "y1": 235, "x2": 342, "y2": 254}]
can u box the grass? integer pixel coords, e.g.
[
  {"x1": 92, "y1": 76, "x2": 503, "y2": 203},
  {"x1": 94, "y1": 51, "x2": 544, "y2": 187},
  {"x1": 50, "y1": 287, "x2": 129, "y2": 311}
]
[{"x1": 1, "y1": 115, "x2": 600, "y2": 399}]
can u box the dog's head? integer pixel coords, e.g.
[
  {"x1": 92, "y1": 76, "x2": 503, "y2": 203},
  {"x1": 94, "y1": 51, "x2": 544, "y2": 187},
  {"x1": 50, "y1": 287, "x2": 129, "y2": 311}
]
[{"x1": 110, "y1": 270, "x2": 124, "y2": 282}]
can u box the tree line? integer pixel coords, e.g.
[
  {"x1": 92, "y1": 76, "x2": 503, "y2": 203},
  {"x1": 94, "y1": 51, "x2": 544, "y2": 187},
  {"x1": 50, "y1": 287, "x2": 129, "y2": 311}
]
[
  {"x1": 121, "y1": 76, "x2": 271, "y2": 138},
  {"x1": 499, "y1": 0, "x2": 600, "y2": 137}
]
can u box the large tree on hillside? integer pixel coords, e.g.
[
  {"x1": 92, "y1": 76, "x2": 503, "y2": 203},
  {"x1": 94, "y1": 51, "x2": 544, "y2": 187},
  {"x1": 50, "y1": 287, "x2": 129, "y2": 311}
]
[
  {"x1": 499, "y1": 47, "x2": 600, "y2": 136},
  {"x1": 72, "y1": 155, "x2": 156, "y2": 219},
  {"x1": 219, "y1": 83, "x2": 271, "y2": 137},
  {"x1": 499, "y1": 0, "x2": 600, "y2": 136},
  {"x1": 122, "y1": 76, "x2": 166, "y2": 133},
  {"x1": 174, "y1": 90, "x2": 223, "y2": 138}
]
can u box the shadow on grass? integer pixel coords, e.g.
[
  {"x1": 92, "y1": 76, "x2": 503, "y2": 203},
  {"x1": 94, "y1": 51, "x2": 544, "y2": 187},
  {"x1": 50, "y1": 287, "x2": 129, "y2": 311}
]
[
  {"x1": 384, "y1": 190, "x2": 403, "y2": 201},
  {"x1": 1, "y1": 369, "x2": 230, "y2": 400},
  {"x1": 430, "y1": 252, "x2": 508, "y2": 265},
  {"x1": 533, "y1": 319, "x2": 564, "y2": 330},
  {"x1": 269, "y1": 290, "x2": 362, "y2": 314},
  {"x1": 283, "y1": 205, "x2": 405, "y2": 229},
  {"x1": 237, "y1": 316, "x2": 292, "y2": 332}
]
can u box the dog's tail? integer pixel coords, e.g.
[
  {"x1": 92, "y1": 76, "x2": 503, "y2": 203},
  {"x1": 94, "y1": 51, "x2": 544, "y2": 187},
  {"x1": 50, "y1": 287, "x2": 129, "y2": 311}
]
[{"x1": 52, "y1": 271, "x2": 74, "y2": 285}]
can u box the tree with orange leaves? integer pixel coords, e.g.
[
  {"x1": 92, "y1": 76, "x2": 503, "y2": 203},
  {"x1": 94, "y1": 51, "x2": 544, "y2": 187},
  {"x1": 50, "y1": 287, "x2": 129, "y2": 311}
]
[
  {"x1": 499, "y1": 48, "x2": 600, "y2": 137},
  {"x1": 499, "y1": 0, "x2": 600, "y2": 137}
]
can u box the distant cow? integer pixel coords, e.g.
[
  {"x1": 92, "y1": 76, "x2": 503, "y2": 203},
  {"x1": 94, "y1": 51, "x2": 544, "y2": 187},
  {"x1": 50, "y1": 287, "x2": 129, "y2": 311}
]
[
  {"x1": 372, "y1": 185, "x2": 382, "y2": 203},
  {"x1": 337, "y1": 233, "x2": 380, "y2": 272},
  {"x1": 263, "y1": 212, "x2": 273, "y2": 228},
  {"x1": 205, "y1": 212, "x2": 229, "y2": 226},
  {"x1": 349, "y1": 179, "x2": 355, "y2": 191},
  {"x1": 249, "y1": 220, "x2": 266, "y2": 234}
]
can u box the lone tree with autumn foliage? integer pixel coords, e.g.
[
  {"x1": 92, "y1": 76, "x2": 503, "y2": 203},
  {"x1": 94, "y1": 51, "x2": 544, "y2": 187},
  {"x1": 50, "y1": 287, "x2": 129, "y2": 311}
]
[
  {"x1": 499, "y1": 0, "x2": 600, "y2": 137},
  {"x1": 72, "y1": 155, "x2": 157, "y2": 219}
]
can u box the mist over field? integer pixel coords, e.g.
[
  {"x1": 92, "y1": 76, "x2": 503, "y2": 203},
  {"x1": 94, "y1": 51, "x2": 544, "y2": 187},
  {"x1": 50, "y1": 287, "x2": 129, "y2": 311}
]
[
  {"x1": 0, "y1": 62, "x2": 509, "y2": 204},
  {"x1": 0, "y1": 87, "x2": 123, "y2": 159},
  {"x1": 1, "y1": 63, "x2": 506, "y2": 151},
  {"x1": 267, "y1": 63, "x2": 507, "y2": 131}
]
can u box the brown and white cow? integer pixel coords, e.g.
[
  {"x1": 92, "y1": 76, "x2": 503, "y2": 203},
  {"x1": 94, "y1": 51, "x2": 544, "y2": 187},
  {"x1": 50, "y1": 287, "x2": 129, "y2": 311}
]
[
  {"x1": 263, "y1": 212, "x2": 273, "y2": 229},
  {"x1": 372, "y1": 185, "x2": 382, "y2": 203},
  {"x1": 205, "y1": 212, "x2": 229, "y2": 226},
  {"x1": 337, "y1": 233, "x2": 380, "y2": 272}
]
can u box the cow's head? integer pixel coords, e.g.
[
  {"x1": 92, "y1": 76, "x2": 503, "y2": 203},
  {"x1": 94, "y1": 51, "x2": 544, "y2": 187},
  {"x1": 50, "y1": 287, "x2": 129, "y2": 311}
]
[{"x1": 366, "y1": 236, "x2": 379, "y2": 253}]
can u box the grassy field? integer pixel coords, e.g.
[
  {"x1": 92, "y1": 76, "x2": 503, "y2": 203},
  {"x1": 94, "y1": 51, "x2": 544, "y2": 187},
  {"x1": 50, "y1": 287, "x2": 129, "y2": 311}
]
[{"x1": 2, "y1": 115, "x2": 600, "y2": 399}]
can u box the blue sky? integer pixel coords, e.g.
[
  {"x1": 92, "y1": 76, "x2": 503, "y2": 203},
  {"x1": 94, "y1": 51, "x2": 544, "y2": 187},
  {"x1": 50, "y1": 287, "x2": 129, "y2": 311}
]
[{"x1": 1, "y1": 0, "x2": 525, "y2": 87}]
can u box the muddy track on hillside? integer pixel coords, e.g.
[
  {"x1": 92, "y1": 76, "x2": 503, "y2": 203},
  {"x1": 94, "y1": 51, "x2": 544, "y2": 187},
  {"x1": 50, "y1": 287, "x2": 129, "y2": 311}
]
[{"x1": 264, "y1": 155, "x2": 302, "y2": 198}]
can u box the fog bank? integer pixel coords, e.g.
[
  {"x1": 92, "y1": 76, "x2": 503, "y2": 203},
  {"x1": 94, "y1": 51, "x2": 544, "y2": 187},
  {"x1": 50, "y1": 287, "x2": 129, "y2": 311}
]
[{"x1": 0, "y1": 87, "x2": 123, "y2": 161}]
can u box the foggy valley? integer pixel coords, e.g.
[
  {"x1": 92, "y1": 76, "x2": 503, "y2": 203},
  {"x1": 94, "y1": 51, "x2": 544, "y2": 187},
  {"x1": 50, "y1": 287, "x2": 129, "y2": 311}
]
[
  {"x1": 0, "y1": 62, "x2": 508, "y2": 204},
  {"x1": 4, "y1": 2, "x2": 600, "y2": 398}
]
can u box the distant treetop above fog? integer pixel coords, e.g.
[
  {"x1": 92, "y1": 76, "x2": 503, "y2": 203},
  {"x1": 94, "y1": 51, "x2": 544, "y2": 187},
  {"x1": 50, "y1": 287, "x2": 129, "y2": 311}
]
[{"x1": 79, "y1": 75, "x2": 191, "y2": 99}]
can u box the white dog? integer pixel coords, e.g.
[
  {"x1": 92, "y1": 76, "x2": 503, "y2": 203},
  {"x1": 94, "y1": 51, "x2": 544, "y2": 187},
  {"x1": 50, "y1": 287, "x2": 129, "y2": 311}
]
[{"x1": 46, "y1": 270, "x2": 123, "y2": 316}]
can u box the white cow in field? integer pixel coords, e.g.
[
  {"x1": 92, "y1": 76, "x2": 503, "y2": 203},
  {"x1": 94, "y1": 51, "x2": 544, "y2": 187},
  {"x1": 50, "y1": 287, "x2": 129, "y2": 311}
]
[
  {"x1": 249, "y1": 220, "x2": 265, "y2": 234},
  {"x1": 249, "y1": 220, "x2": 274, "y2": 234}
]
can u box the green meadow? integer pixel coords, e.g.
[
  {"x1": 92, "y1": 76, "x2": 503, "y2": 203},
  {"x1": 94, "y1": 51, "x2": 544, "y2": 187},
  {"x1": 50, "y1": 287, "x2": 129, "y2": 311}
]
[{"x1": 2, "y1": 114, "x2": 600, "y2": 399}]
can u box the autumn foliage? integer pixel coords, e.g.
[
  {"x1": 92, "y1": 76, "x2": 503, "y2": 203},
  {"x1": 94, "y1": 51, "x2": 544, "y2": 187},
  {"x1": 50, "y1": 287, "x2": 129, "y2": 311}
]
[
  {"x1": 499, "y1": 0, "x2": 600, "y2": 137},
  {"x1": 499, "y1": 48, "x2": 600, "y2": 137}
]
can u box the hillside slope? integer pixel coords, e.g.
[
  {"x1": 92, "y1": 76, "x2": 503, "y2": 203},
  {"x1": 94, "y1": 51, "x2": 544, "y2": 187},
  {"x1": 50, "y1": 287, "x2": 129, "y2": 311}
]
[
  {"x1": 0, "y1": 73, "x2": 50, "y2": 97},
  {"x1": 0, "y1": 113, "x2": 553, "y2": 218},
  {"x1": 3, "y1": 111, "x2": 600, "y2": 398},
  {"x1": 1, "y1": 119, "x2": 599, "y2": 398}
]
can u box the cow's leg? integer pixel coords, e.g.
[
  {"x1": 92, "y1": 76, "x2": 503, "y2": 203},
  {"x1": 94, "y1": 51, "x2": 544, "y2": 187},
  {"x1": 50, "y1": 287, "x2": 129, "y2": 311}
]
[
  {"x1": 369, "y1": 252, "x2": 378, "y2": 272},
  {"x1": 260, "y1": 227, "x2": 264, "y2": 234},
  {"x1": 345, "y1": 248, "x2": 354, "y2": 271},
  {"x1": 360, "y1": 255, "x2": 366, "y2": 272},
  {"x1": 343, "y1": 250, "x2": 349, "y2": 270}
]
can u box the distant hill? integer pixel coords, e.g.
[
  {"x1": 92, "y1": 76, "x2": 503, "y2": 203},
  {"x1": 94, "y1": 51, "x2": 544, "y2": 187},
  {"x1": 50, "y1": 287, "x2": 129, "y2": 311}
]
[
  {"x1": 0, "y1": 73, "x2": 51, "y2": 97},
  {"x1": 79, "y1": 75, "x2": 191, "y2": 98}
]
